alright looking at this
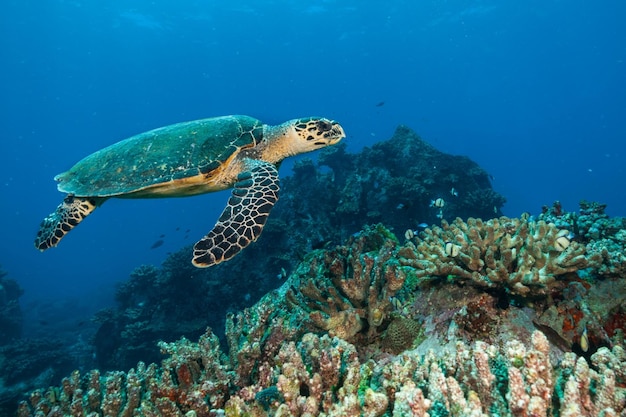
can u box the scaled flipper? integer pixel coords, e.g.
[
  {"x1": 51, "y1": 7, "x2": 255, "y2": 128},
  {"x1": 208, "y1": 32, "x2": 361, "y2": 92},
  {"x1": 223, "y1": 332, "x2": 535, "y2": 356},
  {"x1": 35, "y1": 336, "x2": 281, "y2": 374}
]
[
  {"x1": 35, "y1": 195, "x2": 103, "y2": 251},
  {"x1": 193, "y1": 160, "x2": 279, "y2": 267}
]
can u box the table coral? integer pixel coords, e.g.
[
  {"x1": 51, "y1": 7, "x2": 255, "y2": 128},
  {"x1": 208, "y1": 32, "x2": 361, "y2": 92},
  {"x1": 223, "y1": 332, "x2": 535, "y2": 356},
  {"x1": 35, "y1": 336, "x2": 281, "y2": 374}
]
[{"x1": 401, "y1": 216, "x2": 599, "y2": 296}]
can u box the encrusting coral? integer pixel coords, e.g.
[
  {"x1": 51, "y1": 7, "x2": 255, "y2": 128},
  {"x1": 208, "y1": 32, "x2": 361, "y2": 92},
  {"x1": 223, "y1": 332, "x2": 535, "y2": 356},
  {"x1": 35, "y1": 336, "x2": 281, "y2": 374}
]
[{"x1": 400, "y1": 216, "x2": 600, "y2": 296}]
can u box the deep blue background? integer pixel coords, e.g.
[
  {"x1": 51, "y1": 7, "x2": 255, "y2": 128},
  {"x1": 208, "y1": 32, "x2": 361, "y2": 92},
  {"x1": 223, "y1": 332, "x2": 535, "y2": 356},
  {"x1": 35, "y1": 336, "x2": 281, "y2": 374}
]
[{"x1": 1, "y1": 1, "x2": 624, "y2": 317}]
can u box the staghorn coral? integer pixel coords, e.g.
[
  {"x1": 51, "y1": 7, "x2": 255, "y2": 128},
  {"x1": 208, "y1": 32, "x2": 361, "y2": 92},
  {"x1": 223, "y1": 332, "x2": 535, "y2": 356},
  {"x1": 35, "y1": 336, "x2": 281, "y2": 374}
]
[
  {"x1": 224, "y1": 333, "x2": 388, "y2": 417},
  {"x1": 401, "y1": 216, "x2": 599, "y2": 296},
  {"x1": 285, "y1": 224, "x2": 408, "y2": 345}
]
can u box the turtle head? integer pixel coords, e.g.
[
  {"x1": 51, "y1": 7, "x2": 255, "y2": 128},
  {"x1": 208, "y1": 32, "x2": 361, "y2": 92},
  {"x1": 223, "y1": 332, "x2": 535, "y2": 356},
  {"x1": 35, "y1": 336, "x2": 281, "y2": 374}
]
[
  {"x1": 291, "y1": 117, "x2": 345, "y2": 148},
  {"x1": 262, "y1": 117, "x2": 345, "y2": 162}
]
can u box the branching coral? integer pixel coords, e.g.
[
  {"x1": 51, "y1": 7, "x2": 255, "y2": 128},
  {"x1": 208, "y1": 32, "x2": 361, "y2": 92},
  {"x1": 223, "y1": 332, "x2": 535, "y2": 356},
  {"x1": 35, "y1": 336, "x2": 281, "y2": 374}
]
[
  {"x1": 16, "y1": 327, "x2": 626, "y2": 417},
  {"x1": 17, "y1": 328, "x2": 230, "y2": 417},
  {"x1": 400, "y1": 216, "x2": 600, "y2": 296},
  {"x1": 555, "y1": 344, "x2": 626, "y2": 416},
  {"x1": 586, "y1": 231, "x2": 626, "y2": 278},
  {"x1": 225, "y1": 287, "x2": 306, "y2": 388},
  {"x1": 286, "y1": 224, "x2": 408, "y2": 344},
  {"x1": 225, "y1": 333, "x2": 388, "y2": 417}
]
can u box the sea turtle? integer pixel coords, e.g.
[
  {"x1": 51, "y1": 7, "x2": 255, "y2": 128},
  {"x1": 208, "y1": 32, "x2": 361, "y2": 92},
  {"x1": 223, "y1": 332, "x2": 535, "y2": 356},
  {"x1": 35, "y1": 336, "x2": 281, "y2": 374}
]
[{"x1": 35, "y1": 115, "x2": 345, "y2": 267}]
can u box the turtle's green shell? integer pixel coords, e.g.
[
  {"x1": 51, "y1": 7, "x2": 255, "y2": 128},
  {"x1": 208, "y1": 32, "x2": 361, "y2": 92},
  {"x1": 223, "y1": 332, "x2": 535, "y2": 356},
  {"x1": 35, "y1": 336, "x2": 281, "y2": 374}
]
[{"x1": 55, "y1": 115, "x2": 263, "y2": 197}]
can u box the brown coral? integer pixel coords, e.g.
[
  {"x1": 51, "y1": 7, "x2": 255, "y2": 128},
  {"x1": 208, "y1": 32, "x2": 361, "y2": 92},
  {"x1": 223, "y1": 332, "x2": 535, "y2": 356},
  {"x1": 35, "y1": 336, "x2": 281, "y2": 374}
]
[
  {"x1": 401, "y1": 216, "x2": 600, "y2": 296},
  {"x1": 286, "y1": 224, "x2": 408, "y2": 345},
  {"x1": 16, "y1": 329, "x2": 232, "y2": 417},
  {"x1": 380, "y1": 317, "x2": 423, "y2": 354}
]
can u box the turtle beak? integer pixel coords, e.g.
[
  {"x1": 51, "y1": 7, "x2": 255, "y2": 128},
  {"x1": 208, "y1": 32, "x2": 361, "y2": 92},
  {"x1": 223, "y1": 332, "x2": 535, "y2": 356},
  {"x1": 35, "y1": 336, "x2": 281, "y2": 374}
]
[{"x1": 321, "y1": 120, "x2": 345, "y2": 145}]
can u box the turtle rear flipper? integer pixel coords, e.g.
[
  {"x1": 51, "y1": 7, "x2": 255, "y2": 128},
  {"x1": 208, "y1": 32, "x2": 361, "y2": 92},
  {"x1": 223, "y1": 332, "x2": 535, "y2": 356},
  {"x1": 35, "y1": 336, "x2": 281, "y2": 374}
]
[
  {"x1": 35, "y1": 196, "x2": 103, "y2": 251},
  {"x1": 193, "y1": 160, "x2": 279, "y2": 267}
]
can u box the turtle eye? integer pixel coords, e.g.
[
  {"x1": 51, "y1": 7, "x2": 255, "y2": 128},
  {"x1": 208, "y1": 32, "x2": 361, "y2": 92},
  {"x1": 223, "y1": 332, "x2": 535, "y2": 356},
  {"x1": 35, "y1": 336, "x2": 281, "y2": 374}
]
[{"x1": 316, "y1": 120, "x2": 333, "y2": 132}]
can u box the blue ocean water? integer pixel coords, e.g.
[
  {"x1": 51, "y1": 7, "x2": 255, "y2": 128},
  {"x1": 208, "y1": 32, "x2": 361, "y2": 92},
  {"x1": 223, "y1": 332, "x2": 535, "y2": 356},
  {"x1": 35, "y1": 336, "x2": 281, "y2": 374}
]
[{"x1": 0, "y1": 0, "x2": 624, "y2": 320}]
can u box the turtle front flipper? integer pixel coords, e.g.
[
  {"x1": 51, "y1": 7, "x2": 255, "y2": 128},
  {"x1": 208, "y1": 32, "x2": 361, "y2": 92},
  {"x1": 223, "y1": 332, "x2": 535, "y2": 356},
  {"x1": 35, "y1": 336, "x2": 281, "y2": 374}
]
[
  {"x1": 35, "y1": 195, "x2": 104, "y2": 251},
  {"x1": 193, "y1": 160, "x2": 279, "y2": 267}
]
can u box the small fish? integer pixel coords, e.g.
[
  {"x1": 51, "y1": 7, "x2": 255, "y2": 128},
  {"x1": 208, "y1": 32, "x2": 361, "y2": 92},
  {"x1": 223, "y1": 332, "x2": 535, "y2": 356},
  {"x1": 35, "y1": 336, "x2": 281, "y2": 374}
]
[
  {"x1": 580, "y1": 325, "x2": 589, "y2": 352},
  {"x1": 444, "y1": 241, "x2": 460, "y2": 257},
  {"x1": 554, "y1": 230, "x2": 571, "y2": 251},
  {"x1": 159, "y1": 234, "x2": 165, "y2": 238},
  {"x1": 176, "y1": 227, "x2": 181, "y2": 231},
  {"x1": 396, "y1": 203, "x2": 406, "y2": 210},
  {"x1": 150, "y1": 239, "x2": 164, "y2": 249},
  {"x1": 277, "y1": 267, "x2": 288, "y2": 280},
  {"x1": 436, "y1": 210, "x2": 443, "y2": 219},
  {"x1": 375, "y1": 101, "x2": 385, "y2": 107},
  {"x1": 417, "y1": 223, "x2": 429, "y2": 229},
  {"x1": 430, "y1": 198, "x2": 445, "y2": 208},
  {"x1": 450, "y1": 187, "x2": 458, "y2": 197}
]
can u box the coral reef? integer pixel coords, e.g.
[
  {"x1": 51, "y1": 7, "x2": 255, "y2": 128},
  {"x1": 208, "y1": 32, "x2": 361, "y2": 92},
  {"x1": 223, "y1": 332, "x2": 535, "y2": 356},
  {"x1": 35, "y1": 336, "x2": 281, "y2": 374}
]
[
  {"x1": 17, "y1": 205, "x2": 626, "y2": 416},
  {"x1": 86, "y1": 124, "x2": 505, "y2": 375},
  {"x1": 400, "y1": 216, "x2": 600, "y2": 297},
  {"x1": 18, "y1": 329, "x2": 626, "y2": 416},
  {"x1": 12, "y1": 124, "x2": 626, "y2": 416},
  {"x1": 286, "y1": 224, "x2": 409, "y2": 345},
  {"x1": 92, "y1": 250, "x2": 249, "y2": 371},
  {"x1": 539, "y1": 200, "x2": 626, "y2": 278},
  {"x1": 0, "y1": 338, "x2": 76, "y2": 416}
]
